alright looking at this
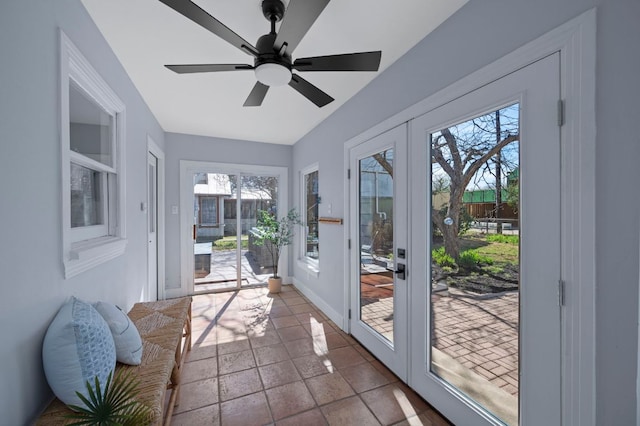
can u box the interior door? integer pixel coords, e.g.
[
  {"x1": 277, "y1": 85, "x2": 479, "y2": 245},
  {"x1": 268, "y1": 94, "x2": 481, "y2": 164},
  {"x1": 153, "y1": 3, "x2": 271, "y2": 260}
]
[
  {"x1": 147, "y1": 151, "x2": 158, "y2": 301},
  {"x1": 408, "y1": 53, "x2": 561, "y2": 425},
  {"x1": 349, "y1": 124, "x2": 408, "y2": 380}
]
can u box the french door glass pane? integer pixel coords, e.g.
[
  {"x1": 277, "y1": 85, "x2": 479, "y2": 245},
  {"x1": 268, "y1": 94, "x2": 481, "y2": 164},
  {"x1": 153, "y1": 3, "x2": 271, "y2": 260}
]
[
  {"x1": 430, "y1": 104, "x2": 520, "y2": 425},
  {"x1": 359, "y1": 149, "x2": 394, "y2": 344}
]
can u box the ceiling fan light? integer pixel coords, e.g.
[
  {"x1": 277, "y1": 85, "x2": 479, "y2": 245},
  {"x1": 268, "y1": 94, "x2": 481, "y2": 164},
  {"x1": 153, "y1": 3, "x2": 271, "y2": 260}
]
[{"x1": 255, "y1": 63, "x2": 292, "y2": 86}]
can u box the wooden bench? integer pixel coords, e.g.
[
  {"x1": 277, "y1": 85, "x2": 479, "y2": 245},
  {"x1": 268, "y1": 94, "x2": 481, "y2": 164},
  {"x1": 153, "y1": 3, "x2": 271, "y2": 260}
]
[{"x1": 36, "y1": 297, "x2": 192, "y2": 426}]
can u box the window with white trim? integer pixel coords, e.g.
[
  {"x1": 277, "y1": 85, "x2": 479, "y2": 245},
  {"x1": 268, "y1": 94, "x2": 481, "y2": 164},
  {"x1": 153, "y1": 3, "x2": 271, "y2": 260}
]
[
  {"x1": 61, "y1": 31, "x2": 127, "y2": 278},
  {"x1": 198, "y1": 196, "x2": 219, "y2": 227},
  {"x1": 300, "y1": 165, "x2": 319, "y2": 269}
]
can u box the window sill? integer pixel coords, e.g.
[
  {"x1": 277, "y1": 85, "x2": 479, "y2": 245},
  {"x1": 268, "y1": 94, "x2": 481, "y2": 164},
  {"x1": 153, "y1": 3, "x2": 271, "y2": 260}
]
[
  {"x1": 64, "y1": 236, "x2": 127, "y2": 279},
  {"x1": 297, "y1": 259, "x2": 320, "y2": 278}
]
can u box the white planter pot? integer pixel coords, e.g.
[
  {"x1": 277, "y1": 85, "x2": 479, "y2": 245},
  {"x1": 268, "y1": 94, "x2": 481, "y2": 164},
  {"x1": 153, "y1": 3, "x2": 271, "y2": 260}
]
[{"x1": 268, "y1": 277, "x2": 282, "y2": 294}]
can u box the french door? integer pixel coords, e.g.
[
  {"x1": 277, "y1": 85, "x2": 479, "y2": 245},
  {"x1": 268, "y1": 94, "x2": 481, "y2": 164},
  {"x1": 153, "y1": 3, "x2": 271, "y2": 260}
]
[
  {"x1": 349, "y1": 53, "x2": 561, "y2": 425},
  {"x1": 348, "y1": 124, "x2": 409, "y2": 380}
]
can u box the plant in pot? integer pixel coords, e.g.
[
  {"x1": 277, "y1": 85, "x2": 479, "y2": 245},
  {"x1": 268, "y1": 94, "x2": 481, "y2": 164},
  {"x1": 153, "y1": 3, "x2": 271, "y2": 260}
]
[{"x1": 253, "y1": 209, "x2": 301, "y2": 293}]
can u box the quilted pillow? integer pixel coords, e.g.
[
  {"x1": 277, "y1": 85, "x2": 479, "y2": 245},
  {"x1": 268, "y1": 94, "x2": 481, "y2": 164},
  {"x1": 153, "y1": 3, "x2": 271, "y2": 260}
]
[
  {"x1": 42, "y1": 297, "x2": 116, "y2": 407},
  {"x1": 94, "y1": 301, "x2": 143, "y2": 365}
]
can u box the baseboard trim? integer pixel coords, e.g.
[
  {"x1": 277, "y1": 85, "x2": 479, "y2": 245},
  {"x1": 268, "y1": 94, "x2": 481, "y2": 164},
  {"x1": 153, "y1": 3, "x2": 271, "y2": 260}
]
[{"x1": 292, "y1": 277, "x2": 344, "y2": 330}]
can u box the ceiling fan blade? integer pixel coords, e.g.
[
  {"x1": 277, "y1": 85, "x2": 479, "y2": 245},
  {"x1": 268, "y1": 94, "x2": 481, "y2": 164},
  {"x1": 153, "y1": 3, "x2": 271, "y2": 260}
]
[
  {"x1": 159, "y1": 0, "x2": 258, "y2": 56},
  {"x1": 293, "y1": 51, "x2": 382, "y2": 72},
  {"x1": 165, "y1": 64, "x2": 253, "y2": 74},
  {"x1": 274, "y1": 0, "x2": 330, "y2": 57},
  {"x1": 243, "y1": 82, "x2": 270, "y2": 107},
  {"x1": 288, "y1": 74, "x2": 334, "y2": 107}
]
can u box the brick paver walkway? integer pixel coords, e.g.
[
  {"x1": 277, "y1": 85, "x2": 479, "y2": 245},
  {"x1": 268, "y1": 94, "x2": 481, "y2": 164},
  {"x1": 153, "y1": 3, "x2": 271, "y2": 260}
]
[
  {"x1": 432, "y1": 291, "x2": 519, "y2": 396},
  {"x1": 360, "y1": 272, "x2": 519, "y2": 397}
]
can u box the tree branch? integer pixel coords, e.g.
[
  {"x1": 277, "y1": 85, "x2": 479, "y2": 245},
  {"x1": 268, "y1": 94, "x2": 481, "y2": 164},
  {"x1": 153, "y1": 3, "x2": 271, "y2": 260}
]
[
  {"x1": 373, "y1": 153, "x2": 393, "y2": 177},
  {"x1": 462, "y1": 134, "x2": 519, "y2": 189}
]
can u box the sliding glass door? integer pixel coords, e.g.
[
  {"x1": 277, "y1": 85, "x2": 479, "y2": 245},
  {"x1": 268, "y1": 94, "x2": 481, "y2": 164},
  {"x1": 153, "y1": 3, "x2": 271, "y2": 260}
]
[{"x1": 180, "y1": 162, "x2": 288, "y2": 295}]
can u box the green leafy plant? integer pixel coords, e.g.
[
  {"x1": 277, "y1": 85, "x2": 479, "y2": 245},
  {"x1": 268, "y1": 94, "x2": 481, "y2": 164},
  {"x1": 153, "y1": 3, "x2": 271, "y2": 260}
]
[
  {"x1": 458, "y1": 249, "x2": 494, "y2": 270},
  {"x1": 66, "y1": 370, "x2": 151, "y2": 426},
  {"x1": 252, "y1": 209, "x2": 302, "y2": 278},
  {"x1": 432, "y1": 247, "x2": 456, "y2": 268}
]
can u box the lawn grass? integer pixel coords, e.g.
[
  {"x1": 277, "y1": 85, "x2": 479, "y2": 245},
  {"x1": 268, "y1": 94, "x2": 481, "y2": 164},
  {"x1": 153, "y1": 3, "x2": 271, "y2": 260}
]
[
  {"x1": 432, "y1": 234, "x2": 519, "y2": 265},
  {"x1": 213, "y1": 235, "x2": 248, "y2": 250},
  {"x1": 473, "y1": 237, "x2": 519, "y2": 265}
]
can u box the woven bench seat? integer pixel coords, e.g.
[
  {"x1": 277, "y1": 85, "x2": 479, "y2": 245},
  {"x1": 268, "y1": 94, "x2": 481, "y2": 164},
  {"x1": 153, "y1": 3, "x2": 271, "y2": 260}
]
[{"x1": 36, "y1": 297, "x2": 192, "y2": 426}]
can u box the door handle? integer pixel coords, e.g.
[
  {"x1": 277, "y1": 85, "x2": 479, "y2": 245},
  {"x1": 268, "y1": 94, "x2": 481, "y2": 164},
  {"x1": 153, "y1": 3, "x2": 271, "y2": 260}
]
[{"x1": 395, "y1": 263, "x2": 406, "y2": 280}]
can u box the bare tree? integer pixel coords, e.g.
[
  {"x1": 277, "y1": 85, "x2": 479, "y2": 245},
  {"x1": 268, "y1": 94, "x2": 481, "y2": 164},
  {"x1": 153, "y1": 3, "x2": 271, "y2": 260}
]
[{"x1": 432, "y1": 105, "x2": 519, "y2": 259}]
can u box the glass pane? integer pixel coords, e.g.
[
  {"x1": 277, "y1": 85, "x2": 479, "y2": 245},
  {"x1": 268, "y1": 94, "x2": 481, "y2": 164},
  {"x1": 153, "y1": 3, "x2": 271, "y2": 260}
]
[
  {"x1": 70, "y1": 162, "x2": 104, "y2": 228},
  {"x1": 359, "y1": 149, "x2": 394, "y2": 344},
  {"x1": 193, "y1": 173, "x2": 236, "y2": 292},
  {"x1": 69, "y1": 81, "x2": 114, "y2": 167},
  {"x1": 242, "y1": 175, "x2": 278, "y2": 285},
  {"x1": 430, "y1": 104, "x2": 520, "y2": 424},
  {"x1": 148, "y1": 163, "x2": 155, "y2": 233},
  {"x1": 305, "y1": 170, "x2": 319, "y2": 260},
  {"x1": 200, "y1": 197, "x2": 218, "y2": 226}
]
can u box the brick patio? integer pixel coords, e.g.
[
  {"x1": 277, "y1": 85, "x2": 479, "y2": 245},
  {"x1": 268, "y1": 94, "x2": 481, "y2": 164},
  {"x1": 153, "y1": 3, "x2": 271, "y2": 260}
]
[{"x1": 360, "y1": 273, "x2": 519, "y2": 397}]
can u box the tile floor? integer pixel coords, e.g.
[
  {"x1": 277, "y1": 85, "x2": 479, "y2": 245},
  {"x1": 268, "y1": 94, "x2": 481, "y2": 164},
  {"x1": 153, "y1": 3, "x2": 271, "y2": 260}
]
[{"x1": 171, "y1": 285, "x2": 451, "y2": 426}]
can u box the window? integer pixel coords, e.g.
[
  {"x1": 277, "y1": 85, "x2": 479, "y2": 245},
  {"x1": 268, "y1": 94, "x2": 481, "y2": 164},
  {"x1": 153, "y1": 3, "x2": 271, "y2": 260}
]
[
  {"x1": 61, "y1": 31, "x2": 126, "y2": 278},
  {"x1": 300, "y1": 165, "x2": 319, "y2": 270},
  {"x1": 198, "y1": 196, "x2": 219, "y2": 226}
]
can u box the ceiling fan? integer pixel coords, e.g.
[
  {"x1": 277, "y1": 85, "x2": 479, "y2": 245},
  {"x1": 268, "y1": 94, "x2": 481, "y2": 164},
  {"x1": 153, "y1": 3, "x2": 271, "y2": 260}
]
[{"x1": 159, "y1": 0, "x2": 382, "y2": 107}]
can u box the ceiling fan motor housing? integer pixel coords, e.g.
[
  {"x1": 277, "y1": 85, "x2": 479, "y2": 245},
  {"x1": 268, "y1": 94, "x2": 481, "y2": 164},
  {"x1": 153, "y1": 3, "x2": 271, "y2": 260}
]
[
  {"x1": 261, "y1": 0, "x2": 285, "y2": 23},
  {"x1": 255, "y1": 33, "x2": 292, "y2": 86}
]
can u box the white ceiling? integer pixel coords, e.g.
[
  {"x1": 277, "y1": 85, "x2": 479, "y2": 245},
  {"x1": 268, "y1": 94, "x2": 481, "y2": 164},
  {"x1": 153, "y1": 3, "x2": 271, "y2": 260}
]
[{"x1": 81, "y1": 0, "x2": 467, "y2": 145}]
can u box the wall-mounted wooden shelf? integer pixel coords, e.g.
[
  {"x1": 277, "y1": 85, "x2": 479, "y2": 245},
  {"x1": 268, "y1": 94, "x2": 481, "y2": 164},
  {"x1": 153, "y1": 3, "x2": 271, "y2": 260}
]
[{"x1": 318, "y1": 217, "x2": 343, "y2": 225}]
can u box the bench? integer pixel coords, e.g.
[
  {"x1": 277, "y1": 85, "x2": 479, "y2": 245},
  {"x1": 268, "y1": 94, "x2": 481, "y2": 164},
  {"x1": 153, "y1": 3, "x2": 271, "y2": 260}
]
[{"x1": 36, "y1": 297, "x2": 192, "y2": 426}]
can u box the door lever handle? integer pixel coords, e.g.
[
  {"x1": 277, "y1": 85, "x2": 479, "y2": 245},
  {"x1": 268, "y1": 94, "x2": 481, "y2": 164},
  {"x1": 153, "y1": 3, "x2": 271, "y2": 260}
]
[{"x1": 395, "y1": 263, "x2": 406, "y2": 280}]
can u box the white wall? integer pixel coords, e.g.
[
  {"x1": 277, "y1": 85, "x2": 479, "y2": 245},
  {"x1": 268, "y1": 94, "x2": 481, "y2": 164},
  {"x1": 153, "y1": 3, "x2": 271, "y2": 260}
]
[
  {"x1": 0, "y1": 0, "x2": 166, "y2": 423},
  {"x1": 291, "y1": 0, "x2": 640, "y2": 423},
  {"x1": 164, "y1": 133, "x2": 293, "y2": 290}
]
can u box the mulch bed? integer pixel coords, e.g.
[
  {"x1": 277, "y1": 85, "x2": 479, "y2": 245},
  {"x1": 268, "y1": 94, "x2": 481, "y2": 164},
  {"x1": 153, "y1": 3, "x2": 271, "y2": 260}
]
[{"x1": 434, "y1": 263, "x2": 519, "y2": 294}]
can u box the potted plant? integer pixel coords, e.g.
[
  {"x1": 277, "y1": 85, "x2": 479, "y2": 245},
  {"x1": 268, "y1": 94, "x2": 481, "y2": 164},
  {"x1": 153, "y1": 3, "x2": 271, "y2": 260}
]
[{"x1": 253, "y1": 209, "x2": 301, "y2": 293}]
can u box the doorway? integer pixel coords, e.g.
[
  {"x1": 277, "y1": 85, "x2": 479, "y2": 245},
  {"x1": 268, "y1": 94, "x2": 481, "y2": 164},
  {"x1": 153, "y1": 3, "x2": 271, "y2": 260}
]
[
  {"x1": 147, "y1": 137, "x2": 164, "y2": 301},
  {"x1": 180, "y1": 161, "x2": 288, "y2": 295},
  {"x1": 349, "y1": 53, "x2": 561, "y2": 425}
]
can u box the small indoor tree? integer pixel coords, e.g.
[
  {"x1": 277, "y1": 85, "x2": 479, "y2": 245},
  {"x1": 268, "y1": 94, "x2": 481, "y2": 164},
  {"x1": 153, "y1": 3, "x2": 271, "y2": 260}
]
[{"x1": 253, "y1": 209, "x2": 301, "y2": 293}]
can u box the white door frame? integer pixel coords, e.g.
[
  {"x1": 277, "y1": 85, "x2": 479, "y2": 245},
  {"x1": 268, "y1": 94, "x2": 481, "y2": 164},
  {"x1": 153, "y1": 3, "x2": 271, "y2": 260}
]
[
  {"x1": 147, "y1": 135, "x2": 165, "y2": 301},
  {"x1": 179, "y1": 160, "x2": 289, "y2": 296},
  {"x1": 343, "y1": 9, "x2": 596, "y2": 425}
]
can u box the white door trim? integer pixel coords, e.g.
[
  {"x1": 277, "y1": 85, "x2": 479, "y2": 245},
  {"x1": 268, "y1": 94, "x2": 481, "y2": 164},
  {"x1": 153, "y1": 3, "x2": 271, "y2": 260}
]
[
  {"x1": 179, "y1": 160, "x2": 289, "y2": 296},
  {"x1": 343, "y1": 9, "x2": 596, "y2": 426},
  {"x1": 147, "y1": 135, "x2": 165, "y2": 301}
]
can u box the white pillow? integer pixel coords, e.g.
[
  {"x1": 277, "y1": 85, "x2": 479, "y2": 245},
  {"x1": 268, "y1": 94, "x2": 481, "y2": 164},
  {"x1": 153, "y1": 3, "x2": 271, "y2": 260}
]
[
  {"x1": 42, "y1": 297, "x2": 116, "y2": 407},
  {"x1": 94, "y1": 301, "x2": 143, "y2": 365}
]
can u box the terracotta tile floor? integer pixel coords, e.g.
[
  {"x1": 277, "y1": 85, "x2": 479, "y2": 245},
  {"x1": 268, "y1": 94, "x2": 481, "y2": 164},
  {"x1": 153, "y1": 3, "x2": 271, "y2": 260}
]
[{"x1": 172, "y1": 285, "x2": 451, "y2": 426}]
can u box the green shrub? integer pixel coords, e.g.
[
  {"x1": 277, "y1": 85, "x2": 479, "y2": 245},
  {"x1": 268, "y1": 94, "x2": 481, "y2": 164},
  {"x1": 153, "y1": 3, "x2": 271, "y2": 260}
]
[
  {"x1": 485, "y1": 234, "x2": 519, "y2": 244},
  {"x1": 458, "y1": 249, "x2": 493, "y2": 269},
  {"x1": 432, "y1": 247, "x2": 456, "y2": 268}
]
